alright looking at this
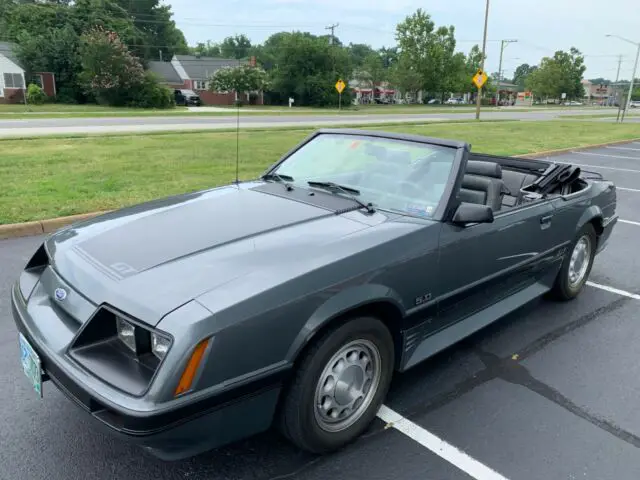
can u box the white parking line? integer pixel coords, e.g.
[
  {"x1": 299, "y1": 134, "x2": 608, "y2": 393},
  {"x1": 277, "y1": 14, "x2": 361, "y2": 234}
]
[
  {"x1": 553, "y1": 161, "x2": 640, "y2": 173},
  {"x1": 617, "y1": 187, "x2": 640, "y2": 193},
  {"x1": 586, "y1": 281, "x2": 640, "y2": 301},
  {"x1": 572, "y1": 151, "x2": 640, "y2": 160},
  {"x1": 606, "y1": 146, "x2": 640, "y2": 152},
  {"x1": 377, "y1": 405, "x2": 510, "y2": 480},
  {"x1": 619, "y1": 219, "x2": 640, "y2": 227}
]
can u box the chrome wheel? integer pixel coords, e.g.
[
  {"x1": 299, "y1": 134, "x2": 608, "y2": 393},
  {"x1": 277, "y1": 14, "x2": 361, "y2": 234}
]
[
  {"x1": 568, "y1": 235, "x2": 591, "y2": 288},
  {"x1": 314, "y1": 339, "x2": 382, "y2": 433}
]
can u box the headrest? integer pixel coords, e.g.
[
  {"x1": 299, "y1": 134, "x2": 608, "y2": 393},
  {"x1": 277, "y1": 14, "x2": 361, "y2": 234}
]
[
  {"x1": 466, "y1": 160, "x2": 502, "y2": 179},
  {"x1": 461, "y1": 174, "x2": 493, "y2": 190}
]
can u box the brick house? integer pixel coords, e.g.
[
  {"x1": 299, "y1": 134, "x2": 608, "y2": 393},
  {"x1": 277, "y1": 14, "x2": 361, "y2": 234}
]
[
  {"x1": 149, "y1": 55, "x2": 263, "y2": 105},
  {"x1": 0, "y1": 41, "x2": 56, "y2": 104}
]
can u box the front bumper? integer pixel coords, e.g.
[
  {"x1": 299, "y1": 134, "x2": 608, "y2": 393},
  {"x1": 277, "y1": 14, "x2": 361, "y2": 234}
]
[{"x1": 10, "y1": 283, "x2": 283, "y2": 460}]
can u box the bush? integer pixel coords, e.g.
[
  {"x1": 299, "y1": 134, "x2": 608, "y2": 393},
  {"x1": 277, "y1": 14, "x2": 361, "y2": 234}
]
[
  {"x1": 128, "y1": 71, "x2": 175, "y2": 109},
  {"x1": 26, "y1": 83, "x2": 47, "y2": 104}
]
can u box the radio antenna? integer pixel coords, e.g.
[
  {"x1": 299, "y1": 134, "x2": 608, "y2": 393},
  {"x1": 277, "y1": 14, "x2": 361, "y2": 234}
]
[{"x1": 234, "y1": 99, "x2": 240, "y2": 186}]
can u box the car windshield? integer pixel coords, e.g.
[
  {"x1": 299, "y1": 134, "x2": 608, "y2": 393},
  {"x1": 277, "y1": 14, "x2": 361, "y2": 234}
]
[{"x1": 272, "y1": 133, "x2": 457, "y2": 218}]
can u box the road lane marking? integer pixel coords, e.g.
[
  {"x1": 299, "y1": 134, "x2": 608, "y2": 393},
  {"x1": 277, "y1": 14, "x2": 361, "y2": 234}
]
[
  {"x1": 571, "y1": 151, "x2": 640, "y2": 160},
  {"x1": 606, "y1": 146, "x2": 640, "y2": 152},
  {"x1": 619, "y1": 219, "x2": 640, "y2": 227},
  {"x1": 617, "y1": 187, "x2": 640, "y2": 193},
  {"x1": 377, "y1": 405, "x2": 510, "y2": 480},
  {"x1": 586, "y1": 282, "x2": 640, "y2": 301},
  {"x1": 553, "y1": 161, "x2": 640, "y2": 173}
]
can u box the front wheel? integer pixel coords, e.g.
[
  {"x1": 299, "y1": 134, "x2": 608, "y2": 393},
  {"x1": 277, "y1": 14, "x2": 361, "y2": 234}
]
[
  {"x1": 278, "y1": 316, "x2": 394, "y2": 454},
  {"x1": 550, "y1": 223, "x2": 597, "y2": 300}
]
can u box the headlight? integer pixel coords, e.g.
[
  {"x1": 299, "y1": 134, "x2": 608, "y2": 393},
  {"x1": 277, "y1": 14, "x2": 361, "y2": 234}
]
[
  {"x1": 151, "y1": 333, "x2": 171, "y2": 360},
  {"x1": 116, "y1": 316, "x2": 137, "y2": 353}
]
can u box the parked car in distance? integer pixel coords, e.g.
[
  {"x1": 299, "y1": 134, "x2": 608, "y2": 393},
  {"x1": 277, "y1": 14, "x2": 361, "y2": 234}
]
[
  {"x1": 445, "y1": 97, "x2": 465, "y2": 105},
  {"x1": 174, "y1": 89, "x2": 202, "y2": 106},
  {"x1": 629, "y1": 100, "x2": 640, "y2": 108},
  {"x1": 12, "y1": 129, "x2": 617, "y2": 461}
]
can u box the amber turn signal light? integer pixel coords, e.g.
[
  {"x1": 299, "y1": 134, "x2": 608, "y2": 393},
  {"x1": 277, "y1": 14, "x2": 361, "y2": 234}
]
[{"x1": 174, "y1": 338, "x2": 210, "y2": 396}]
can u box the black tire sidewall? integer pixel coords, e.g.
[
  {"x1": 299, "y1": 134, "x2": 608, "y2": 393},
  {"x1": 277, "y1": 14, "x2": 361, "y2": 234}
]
[
  {"x1": 291, "y1": 317, "x2": 394, "y2": 452},
  {"x1": 555, "y1": 223, "x2": 597, "y2": 299}
]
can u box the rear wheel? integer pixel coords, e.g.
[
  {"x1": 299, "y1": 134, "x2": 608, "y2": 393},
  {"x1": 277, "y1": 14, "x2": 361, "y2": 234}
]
[
  {"x1": 278, "y1": 316, "x2": 394, "y2": 454},
  {"x1": 550, "y1": 223, "x2": 597, "y2": 300}
]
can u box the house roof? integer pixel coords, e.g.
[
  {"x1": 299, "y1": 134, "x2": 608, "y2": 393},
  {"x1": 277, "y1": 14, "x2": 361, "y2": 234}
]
[
  {"x1": 0, "y1": 41, "x2": 24, "y2": 70},
  {"x1": 173, "y1": 55, "x2": 242, "y2": 80},
  {"x1": 148, "y1": 61, "x2": 182, "y2": 84}
]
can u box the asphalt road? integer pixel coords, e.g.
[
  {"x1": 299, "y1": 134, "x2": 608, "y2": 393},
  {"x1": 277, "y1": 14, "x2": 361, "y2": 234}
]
[
  {"x1": 0, "y1": 108, "x2": 623, "y2": 137},
  {"x1": 2, "y1": 142, "x2": 640, "y2": 479}
]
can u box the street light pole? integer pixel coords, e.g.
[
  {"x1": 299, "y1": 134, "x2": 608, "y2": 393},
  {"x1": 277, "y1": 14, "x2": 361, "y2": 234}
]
[
  {"x1": 606, "y1": 34, "x2": 640, "y2": 123},
  {"x1": 475, "y1": 0, "x2": 490, "y2": 120}
]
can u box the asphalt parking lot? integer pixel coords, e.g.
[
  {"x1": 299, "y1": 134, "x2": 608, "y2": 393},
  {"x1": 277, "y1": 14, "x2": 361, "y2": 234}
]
[{"x1": 2, "y1": 141, "x2": 640, "y2": 480}]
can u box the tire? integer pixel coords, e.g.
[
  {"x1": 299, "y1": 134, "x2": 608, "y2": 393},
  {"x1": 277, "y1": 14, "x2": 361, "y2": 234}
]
[
  {"x1": 278, "y1": 316, "x2": 394, "y2": 454},
  {"x1": 550, "y1": 223, "x2": 597, "y2": 301}
]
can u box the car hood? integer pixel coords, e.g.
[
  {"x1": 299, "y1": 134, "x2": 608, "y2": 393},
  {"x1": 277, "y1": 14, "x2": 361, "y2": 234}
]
[{"x1": 44, "y1": 184, "x2": 378, "y2": 326}]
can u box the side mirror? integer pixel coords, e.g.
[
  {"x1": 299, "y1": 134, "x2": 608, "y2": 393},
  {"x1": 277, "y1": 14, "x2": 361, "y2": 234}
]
[{"x1": 452, "y1": 202, "x2": 494, "y2": 226}]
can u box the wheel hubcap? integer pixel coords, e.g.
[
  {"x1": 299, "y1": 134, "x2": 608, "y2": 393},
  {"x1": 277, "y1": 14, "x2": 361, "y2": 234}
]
[
  {"x1": 568, "y1": 235, "x2": 591, "y2": 288},
  {"x1": 314, "y1": 339, "x2": 382, "y2": 433}
]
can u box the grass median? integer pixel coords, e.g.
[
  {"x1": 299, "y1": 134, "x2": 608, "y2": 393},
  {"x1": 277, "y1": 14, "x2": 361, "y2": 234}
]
[{"x1": 1, "y1": 120, "x2": 638, "y2": 225}]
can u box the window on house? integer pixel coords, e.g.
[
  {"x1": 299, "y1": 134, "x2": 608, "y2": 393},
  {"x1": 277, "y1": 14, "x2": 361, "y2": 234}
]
[
  {"x1": 3, "y1": 73, "x2": 25, "y2": 89},
  {"x1": 31, "y1": 75, "x2": 43, "y2": 88},
  {"x1": 193, "y1": 80, "x2": 209, "y2": 90}
]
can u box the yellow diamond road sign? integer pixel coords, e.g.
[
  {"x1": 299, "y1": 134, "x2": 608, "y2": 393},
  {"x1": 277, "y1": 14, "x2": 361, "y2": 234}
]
[
  {"x1": 335, "y1": 79, "x2": 346, "y2": 94},
  {"x1": 472, "y1": 69, "x2": 488, "y2": 89}
]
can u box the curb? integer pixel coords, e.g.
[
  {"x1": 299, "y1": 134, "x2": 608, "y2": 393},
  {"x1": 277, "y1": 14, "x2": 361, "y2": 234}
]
[
  {"x1": 0, "y1": 211, "x2": 110, "y2": 241},
  {"x1": 1, "y1": 137, "x2": 639, "y2": 241}
]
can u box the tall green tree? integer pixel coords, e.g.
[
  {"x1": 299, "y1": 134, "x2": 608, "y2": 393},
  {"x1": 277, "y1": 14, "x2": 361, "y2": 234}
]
[
  {"x1": 355, "y1": 52, "x2": 387, "y2": 95},
  {"x1": 264, "y1": 31, "x2": 352, "y2": 106},
  {"x1": 348, "y1": 43, "x2": 375, "y2": 67},
  {"x1": 513, "y1": 63, "x2": 537, "y2": 91},
  {"x1": 393, "y1": 9, "x2": 465, "y2": 97},
  {"x1": 220, "y1": 34, "x2": 252, "y2": 59},
  {"x1": 527, "y1": 48, "x2": 586, "y2": 100}
]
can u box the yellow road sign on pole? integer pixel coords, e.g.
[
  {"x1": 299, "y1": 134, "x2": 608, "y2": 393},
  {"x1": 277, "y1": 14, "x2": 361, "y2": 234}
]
[
  {"x1": 472, "y1": 69, "x2": 488, "y2": 89},
  {"x1": 335, "y1": 79, "x2": 346, "y2": 94}
]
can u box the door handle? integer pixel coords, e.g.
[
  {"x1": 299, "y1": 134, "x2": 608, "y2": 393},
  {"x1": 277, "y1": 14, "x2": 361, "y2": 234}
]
[{"x1": 540, "y1": 214, "x2": 553, "y2": 225}]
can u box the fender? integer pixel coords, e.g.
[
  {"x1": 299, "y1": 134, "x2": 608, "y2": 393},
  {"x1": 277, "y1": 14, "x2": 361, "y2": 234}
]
[
  {"x1": 285, "y1": 284, "x2": 405, "y2": 363},
  {"x1": 575, "y1": 204, "x2": 603, "y2": 235}
]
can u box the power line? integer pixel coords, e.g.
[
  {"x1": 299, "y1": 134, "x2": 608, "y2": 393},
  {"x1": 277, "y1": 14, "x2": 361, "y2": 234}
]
[{"x1": 325, "y1": 23, "x2": 339, "y2": 45}]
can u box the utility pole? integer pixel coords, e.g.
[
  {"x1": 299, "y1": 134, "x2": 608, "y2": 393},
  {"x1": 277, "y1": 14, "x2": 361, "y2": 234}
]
[
  {"x1": 615, "y1": 54, "x2": 623, "y2": 82},
  {"x1": 325, "y1": 23, "x2": 339, "y2": 45},
  {"x1": 496, "y1": 39, "x2": 517, "y2": 105},
  {"x1": 476, "y1": 0, "x2": 490, "y2": 120},
  {"x1": 606, "y1": 34, "x2": 639, "y2": 123}
]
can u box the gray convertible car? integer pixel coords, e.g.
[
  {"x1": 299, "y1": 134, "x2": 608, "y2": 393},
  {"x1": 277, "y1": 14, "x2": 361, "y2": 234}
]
[{"x1": 12, "y1": 128, "x2": 617, "y2": 460}]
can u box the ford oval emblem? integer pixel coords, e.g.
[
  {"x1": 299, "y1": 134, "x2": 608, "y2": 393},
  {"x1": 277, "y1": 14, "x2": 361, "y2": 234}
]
[{"x1": 54, "y1": 288, "x2": 67, "y2": 301}]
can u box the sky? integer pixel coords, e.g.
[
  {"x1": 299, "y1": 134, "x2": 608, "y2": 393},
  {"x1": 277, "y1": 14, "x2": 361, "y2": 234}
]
[{"x1": 167, "y1": 0, "x2": 640, "y2": 80}]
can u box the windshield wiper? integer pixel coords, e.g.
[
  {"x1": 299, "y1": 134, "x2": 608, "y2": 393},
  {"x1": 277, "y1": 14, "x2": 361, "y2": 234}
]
[
  {"x1": 307, "y1": 181, "x2": 375, "y2": 213},
  {"x1": 262, "y1": 173, "x2": 294, "y2": 190}
]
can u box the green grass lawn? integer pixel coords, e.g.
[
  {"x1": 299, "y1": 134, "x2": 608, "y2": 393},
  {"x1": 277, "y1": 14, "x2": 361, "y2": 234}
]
[
  {"x1": 0, "y1": 102, "x2": 609, "y2": 119},
  {"x1": 1, "y1": 120, "x2": 638, "y2": 225}
]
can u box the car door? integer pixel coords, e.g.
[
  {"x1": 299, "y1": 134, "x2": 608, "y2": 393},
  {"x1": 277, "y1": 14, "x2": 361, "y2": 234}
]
[{"x1": 434, "y1": 198, "x2": 558, "y2": 331}]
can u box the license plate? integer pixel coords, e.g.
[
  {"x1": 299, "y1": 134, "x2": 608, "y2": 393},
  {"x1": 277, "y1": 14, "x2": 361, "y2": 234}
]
[{"x1": 19, "y1": 332, "x2": 43, "y2": 398}]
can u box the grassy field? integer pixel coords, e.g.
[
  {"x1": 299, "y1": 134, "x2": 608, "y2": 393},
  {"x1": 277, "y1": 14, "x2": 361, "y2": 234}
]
[
  {"x1": 0, "y1": 102, "x2": 611, "y2": 119},
  {"x1": 1, "y1": 120, "x2": 638, "y2": 225}
]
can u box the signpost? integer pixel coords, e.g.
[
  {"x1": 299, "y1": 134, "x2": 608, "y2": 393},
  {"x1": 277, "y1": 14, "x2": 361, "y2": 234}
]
[
  {"x1": 472, "y1": 69, "x2": 488, "y2": 90},
  {"x1": 335, "y1": 79, "x2": 346, "y2": 111}
]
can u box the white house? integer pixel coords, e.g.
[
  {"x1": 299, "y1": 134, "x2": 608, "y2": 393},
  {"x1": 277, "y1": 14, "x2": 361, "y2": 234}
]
[{"x1": 0, "y1": 41, "x2": 26, "y2": 103}]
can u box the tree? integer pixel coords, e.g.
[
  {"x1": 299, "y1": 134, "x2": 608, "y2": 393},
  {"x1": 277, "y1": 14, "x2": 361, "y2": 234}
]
[
  {"x1": 220, "y1": 34, "x2": 252, "y2": 59},
  {"x1": 355, "y1": 52, "x2": 387, "y2": 98},
  {"x1": 209, "y1": 64, "x2": 269, "y2": 101},
  {"x1": 261, "y1": 31, "x2": 353, "y2": 106},
  {"x1": 513, "y1": 63, "x2": 537, "y2": 91},
  {"x1": 348, "y1": 43, "x2": 375, "y2": 67},
  {"x1": 78, "y1": 26, "x2": 145, "y2": 105},
  {"x1": 393, "y1": 9, "x2": 465, "y2": 98},
  {"x1": 527, "y1": 48, "x2": 586, "y2": 101},
  {"x1": 190, "y1": 40, "x2": 221, "y2": 57}
]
